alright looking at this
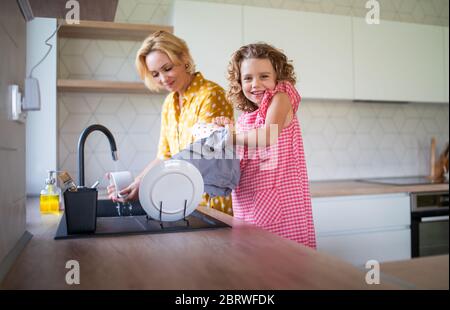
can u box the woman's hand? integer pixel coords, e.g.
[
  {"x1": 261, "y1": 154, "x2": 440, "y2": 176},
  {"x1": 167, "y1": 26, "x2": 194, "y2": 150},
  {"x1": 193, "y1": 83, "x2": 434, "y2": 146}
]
[
  {"x1": 106, "y1": 172, "x2": 117, "y2": 201},
  {"x1": 106, "y1": 173, "x2": 141, "y2": 203},
  {"x1": 117, "y1": 179, "x2": 140, "y2": 202}
]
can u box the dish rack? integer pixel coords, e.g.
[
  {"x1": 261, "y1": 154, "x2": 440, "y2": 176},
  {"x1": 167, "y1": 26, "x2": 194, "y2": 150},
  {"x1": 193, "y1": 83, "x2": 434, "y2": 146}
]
[{"x1": 148, "y1": 200, "x2": 190, "y2": 229}]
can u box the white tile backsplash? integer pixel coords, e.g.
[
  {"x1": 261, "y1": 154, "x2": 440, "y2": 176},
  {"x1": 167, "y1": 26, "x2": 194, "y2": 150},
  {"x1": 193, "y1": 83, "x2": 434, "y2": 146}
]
[
  {"x1": 58, "y1": 96, "x2": 449, "y2": 184},
  {"x1": 61, "y1": 55, "x2": 92, "y2": 75},
  {"x1": 60, "y1": 114, "x2": 93, "y2": 134},
  {"x1": 61, "y1": 38, "x2": 90, "y2": 56},
  {"x1": 299, "y1": 100, "x2": 449, "y2": 180},
  {"x1": 82, "y1": 42, "x2": 105, "y2": 72}
]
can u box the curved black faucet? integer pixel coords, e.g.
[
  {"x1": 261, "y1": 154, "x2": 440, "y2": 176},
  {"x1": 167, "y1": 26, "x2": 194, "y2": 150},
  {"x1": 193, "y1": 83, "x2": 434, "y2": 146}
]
[{"x1": 77, "y1": 124, "x2": 118, "y2": 186}]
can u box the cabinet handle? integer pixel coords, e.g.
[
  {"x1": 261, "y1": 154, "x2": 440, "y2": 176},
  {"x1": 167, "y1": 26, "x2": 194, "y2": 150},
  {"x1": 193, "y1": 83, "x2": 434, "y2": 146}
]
[{"x1": 421, "y1": 216, "x2": 449, "y2": 223}]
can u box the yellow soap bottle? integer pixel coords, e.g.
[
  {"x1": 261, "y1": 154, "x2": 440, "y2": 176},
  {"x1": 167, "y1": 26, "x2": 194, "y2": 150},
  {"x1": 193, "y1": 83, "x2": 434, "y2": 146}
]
[{"x1": 39, "y1": 171, "x2": 61, "y2": 214}]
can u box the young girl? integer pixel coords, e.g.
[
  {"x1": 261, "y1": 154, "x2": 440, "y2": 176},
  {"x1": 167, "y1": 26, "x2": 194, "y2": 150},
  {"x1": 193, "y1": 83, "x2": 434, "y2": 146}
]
[{"x1": 215, "y1": 43, "x2": 316, "y2": 248}]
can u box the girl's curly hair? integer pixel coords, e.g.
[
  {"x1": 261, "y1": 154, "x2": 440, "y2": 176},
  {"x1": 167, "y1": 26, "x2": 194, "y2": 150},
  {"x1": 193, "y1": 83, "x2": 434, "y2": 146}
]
[{"x1": 227, "y1": 43, "x2": 296, "y2": 112}]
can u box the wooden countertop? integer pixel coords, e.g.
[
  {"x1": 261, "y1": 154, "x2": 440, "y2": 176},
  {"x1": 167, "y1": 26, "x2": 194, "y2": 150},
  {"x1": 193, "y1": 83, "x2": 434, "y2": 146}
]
[
  {"x1": 1, "y1": 198, "x2": 403, "y2": 290},
  {"x1": 380, "y1": 255, "x2": 449, "y2": 290},
  {"x1": 310, "y1": 180, "x2": 449, "y2": 198}
]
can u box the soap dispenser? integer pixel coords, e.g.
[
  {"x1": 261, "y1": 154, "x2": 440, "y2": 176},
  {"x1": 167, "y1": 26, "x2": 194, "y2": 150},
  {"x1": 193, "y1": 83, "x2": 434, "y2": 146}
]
[{"x1": 39, "y1": 170, "x2": 61, "y2": 214}]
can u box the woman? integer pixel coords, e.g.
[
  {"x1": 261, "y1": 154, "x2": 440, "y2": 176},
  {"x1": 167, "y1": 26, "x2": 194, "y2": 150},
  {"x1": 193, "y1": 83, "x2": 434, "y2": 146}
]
[{"x1": 107, "y1": 30, "x2": 234, "y2": 215}]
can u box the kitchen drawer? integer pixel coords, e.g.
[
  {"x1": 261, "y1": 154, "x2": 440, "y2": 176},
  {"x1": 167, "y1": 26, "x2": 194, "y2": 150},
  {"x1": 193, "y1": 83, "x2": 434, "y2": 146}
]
[
  {"x1": 312, "y1": 194, "x2": 410, "y2": 234},
  {"x1": 316, "y1": 228, "x2": 411, "y2": 266}
]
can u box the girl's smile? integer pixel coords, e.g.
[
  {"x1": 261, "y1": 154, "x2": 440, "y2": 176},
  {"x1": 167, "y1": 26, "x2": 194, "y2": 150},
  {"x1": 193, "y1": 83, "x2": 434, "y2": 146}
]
[{"x1": 240, "y1": 58, "x2": 277, "y2": 105}]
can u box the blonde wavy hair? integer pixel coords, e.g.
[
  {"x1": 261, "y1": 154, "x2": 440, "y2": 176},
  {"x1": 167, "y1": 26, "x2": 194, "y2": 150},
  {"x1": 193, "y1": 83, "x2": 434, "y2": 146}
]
[
  {"x1": 136, "y1": 30, "x2": 196, "y2": 91},
  {"x1": 227, "y1": 43, "x2": 296, "y2": 112}
]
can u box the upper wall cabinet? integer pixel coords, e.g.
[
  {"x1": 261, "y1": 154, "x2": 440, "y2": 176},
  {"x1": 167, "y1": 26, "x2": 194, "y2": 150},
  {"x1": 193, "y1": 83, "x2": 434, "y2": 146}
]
[
  {"x1": 174, "y1": 1, "x2": 448, "y2": 103},
  {"x1": 243, "y1": 7, "x2": 353, "y2": 100},
  {"x1": 353, "y1": 18, "x2": 446, "y2": 103},
  {"x1": 174, "y1": 1, "x2": 242, "y2": 89}
]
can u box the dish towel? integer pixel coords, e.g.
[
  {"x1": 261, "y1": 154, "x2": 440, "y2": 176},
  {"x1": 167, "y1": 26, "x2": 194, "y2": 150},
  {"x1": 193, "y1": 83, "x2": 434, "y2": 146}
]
[{"x1": 171, "y1": 127, "x2": 240, "y2": 197}]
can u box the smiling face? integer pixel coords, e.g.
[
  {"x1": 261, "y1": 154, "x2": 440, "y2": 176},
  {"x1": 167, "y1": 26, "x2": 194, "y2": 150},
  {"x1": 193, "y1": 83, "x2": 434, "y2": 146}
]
[
  {"x1": 240, "y1": 58, "x2": 277, "y2": 106},
  {"x1": 145, "y1": 50, "x2": 190, "y2": 93}
]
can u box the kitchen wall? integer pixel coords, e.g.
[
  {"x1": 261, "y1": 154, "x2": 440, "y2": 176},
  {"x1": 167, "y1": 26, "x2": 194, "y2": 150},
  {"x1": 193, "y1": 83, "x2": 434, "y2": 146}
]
[
  {"x1": 0, "y1": 0, "x2": 28, "y2": 279},
  {"x1": 57, "y1": 0, "x2": 450, "y2": 186}
]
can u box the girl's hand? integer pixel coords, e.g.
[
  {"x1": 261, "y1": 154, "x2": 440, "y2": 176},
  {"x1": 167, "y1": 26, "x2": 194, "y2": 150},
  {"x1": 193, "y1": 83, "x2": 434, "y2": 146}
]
[
  {"x1": 214, "y1": 116, "x2": 235, "y2": 132},
  {"x1": 215, "y1": 116, "x2": 235, "y2": 131},
  {"x1": 214, "y1": 117, "x2": 236, "y2": 146},
  {"x1": 213, "y1": 117, "x2": 232, "y2": 127}
]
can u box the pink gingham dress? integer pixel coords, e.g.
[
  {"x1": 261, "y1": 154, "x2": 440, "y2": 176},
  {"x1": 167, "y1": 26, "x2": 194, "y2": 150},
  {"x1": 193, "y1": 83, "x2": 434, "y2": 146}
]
[{"x1": 232, "y1": 81, "x2": 316, "y2": 248}]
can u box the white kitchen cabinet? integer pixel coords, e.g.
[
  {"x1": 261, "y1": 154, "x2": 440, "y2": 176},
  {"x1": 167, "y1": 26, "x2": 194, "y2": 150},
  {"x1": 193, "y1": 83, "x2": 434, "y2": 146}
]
[
  {"x1": 353, "y1": 18, "x2": 446, "y2": 103},
  {"x1": 173, "y1": 0, "x2": 243, "y2": 89},
  {"x1": 174, "y1": 1, "x2": 448, "y2": 103},
  {"x1": 312, "y1": 194, "x2": 411, "y2": 266},
  {"x1": 317, "y1": 230, "x2": 411, "y2": 267},
  {"x1": 243, "y1": 7, "x2": 353, "y2": 100}
]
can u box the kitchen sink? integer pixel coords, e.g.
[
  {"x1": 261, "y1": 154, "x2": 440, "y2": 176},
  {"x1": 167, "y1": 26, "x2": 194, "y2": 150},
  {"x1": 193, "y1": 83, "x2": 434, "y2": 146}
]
[
  {"x1": 55, "y1": 199, "x2": 230, "y2": 240},
  {"x1": 96, "y1": 199, "x2": 147, "y2": 217}
]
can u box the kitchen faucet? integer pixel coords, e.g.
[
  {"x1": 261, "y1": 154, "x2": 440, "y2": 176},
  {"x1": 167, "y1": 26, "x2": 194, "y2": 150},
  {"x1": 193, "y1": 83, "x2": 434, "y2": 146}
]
[{"x1": 77, "y1": 124, "x2": 118, "y2": 186}]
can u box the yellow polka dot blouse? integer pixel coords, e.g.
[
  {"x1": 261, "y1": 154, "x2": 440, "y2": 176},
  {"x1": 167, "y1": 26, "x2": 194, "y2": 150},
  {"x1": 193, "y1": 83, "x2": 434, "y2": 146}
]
[{"x1": 157, "y1": 72, "x2": 234, "y2": 215}]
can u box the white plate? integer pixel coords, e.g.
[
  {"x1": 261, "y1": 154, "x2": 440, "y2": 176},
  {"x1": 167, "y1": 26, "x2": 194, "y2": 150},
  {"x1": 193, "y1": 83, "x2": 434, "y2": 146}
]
[{"x1": 138, "y1": 160, "x2": 204, "y2": 222}]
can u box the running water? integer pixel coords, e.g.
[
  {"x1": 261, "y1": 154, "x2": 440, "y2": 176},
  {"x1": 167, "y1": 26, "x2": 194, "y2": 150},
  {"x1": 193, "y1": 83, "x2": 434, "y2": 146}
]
[{"x1": 113, "y1": 160, "x2": 121, "y2": 173}]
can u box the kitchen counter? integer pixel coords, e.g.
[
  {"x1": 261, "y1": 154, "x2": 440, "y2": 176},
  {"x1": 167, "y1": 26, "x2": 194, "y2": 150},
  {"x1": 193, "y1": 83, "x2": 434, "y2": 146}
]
[
  {"x1": 94, "y1": 180, "x2": 448, "y2": 200},
  {"x1": 380, "y1": 255, "x2": 449, "y2": 290},
  {"x1": 0, "y1": 198, "x2": 404, "y2": 290},
  {"x1": 310, "y1": 180, "x2": 449, "y2": 198}
]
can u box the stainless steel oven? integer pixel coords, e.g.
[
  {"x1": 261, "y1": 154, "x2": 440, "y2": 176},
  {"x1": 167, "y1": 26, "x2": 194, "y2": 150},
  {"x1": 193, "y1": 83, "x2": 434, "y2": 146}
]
[{"x1": 411, "y1": 191, "x2": 449, "y2": 257}]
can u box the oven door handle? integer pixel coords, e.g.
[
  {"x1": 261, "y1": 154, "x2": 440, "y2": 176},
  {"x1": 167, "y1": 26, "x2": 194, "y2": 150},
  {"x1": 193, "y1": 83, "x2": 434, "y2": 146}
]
[{"x1": 421, "y1": 215, "x2": 449, "y2": 223}]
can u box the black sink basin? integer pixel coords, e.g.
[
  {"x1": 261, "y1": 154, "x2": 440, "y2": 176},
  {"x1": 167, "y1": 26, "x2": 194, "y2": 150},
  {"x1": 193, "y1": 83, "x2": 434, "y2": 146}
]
[
  {"x1": 56, "y1": 199, "x2": 230, "y2": 240},
  {"x1": 96, "y1": 199, "x2": 147, "y2": 217}
]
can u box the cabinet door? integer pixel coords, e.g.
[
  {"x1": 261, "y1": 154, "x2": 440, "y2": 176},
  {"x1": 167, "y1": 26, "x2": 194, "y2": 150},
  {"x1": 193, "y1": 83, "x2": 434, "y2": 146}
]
[
  {"x1": 243, "y1": 7, "x2": 353, "y2": 100},
  {"x1": 353, "y1": 18, "x2": 446, "y2": 103},
  {"x1": 312, "y1": 194, "x2": 411, "y2": 234},
  {"x1": 312, "y1": 194, "x2": 411, "y2": 265},
  {"x1": 317, "y1": 229, "x2": 411, "y2": 266},
  {"x1": 174, "y1": 0, "x2": 242, "y2": 89}
]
